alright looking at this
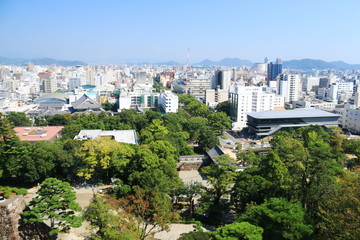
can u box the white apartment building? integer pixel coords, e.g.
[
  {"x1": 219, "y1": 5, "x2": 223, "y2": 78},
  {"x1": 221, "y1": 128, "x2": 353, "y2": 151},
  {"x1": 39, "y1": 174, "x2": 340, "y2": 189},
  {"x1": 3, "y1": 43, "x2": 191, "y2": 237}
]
[
  {"x1": 342, "y1": 89, "x2": 360, "y2": 133},
  {"x1": 302, "y1": 76, "x2": 319, "y2": 92},
  {"x1": 159, "y1": 90, "x2": 178, "y2": 113},
  {"x1": 118, "y1": 92, "x2": 159, "y2": 112},
  {"x1": 43, "y1": 78, "x2": 56, "y2": 93},
  {"x1": 205, "y1": 89, "x2": 229, "y2": 107},
  {"x1": 278, "y1": 74, "x2": 302, "y2": 103},
  {"x1": 68, "y1": 77, "x2": 86, "y2": 90},
  {"x1": 230, "y1": 85, "x2": 284, "y2": 130}
]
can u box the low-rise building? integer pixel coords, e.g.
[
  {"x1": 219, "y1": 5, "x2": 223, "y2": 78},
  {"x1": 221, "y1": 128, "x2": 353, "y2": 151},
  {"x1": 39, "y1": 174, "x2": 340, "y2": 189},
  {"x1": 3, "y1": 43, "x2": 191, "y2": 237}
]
[
  {"x1": 14, "y1": 126, "x2": 64, "y2": 142},
  {"x1": 247, "y1": 109, "x2": 340, "y2": 137},
  {"x1": 74, "y1": 129, "x2": 138, "y2": 144}
]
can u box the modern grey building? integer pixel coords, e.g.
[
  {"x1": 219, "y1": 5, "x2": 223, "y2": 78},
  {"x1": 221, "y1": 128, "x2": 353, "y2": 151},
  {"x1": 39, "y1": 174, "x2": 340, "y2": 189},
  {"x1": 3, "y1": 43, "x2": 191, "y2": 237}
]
[
  {"x1": 267, "y1": 58, "x2": 282, "y2": 85},
  {"x1": 247, "y1": 109, "x2": 340, "y2": 136}
]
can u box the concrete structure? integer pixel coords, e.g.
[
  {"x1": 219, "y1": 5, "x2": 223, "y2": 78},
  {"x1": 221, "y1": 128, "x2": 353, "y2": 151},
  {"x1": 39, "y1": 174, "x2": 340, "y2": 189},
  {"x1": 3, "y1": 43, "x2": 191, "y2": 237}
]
[
  {"x1": 205, "y1": 89, "x2": 229, "y2": 107},
  {"x1": 215, "y1": 69, "x2": 232, "y2": 91},
  {"x1": 159, "y1": 90, "x2": 178, "y2": 113},
  {"x1": 293, "y1": 99, "x2": 337, "y2": 112},
  {"x1": 68, "y1": 77, "x2": 86, "y2": 90},
  {"x1": 74, "y1": 129, "x2": 138, "y2": 144},
  {"x1": 341, "y1": 88, "x2": 360, "y2": 133},
  {"x1": 14, "y1": 126, "x2": 64, "y2": 142},
  {"x1": 118, "y1": 91, "x2": 159, "y2": 112},
  {"x1": 230, "y1": 85, "x2": 284, "y2": 130},
  {"x1": 42, "y1": 78, "x2": 56, "y2": 93},
  {"x1": 267, "y1": 58, "x2": 282, "y2": 85},
  {"x1": 247, "y1": 109, "x2": 340, "y2": 137},
  {"x1": 278, "y1": 74, "x2": 302, "y2": 102},
  {"x1": 303, "y1": 76, "x2": 319, "y2": 92}
]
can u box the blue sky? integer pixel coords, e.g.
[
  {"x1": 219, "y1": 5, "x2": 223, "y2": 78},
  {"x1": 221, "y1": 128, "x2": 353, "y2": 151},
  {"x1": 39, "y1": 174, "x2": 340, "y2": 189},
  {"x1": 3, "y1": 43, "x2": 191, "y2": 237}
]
[{"x1": 0, "y1": 0, "x2": 359, "y2": 64}]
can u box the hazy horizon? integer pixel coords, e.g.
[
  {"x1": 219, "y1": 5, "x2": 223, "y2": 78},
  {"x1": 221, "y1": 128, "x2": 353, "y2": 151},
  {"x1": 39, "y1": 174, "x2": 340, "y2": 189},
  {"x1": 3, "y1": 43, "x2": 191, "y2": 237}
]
[{"x1": 1, "y1": 0, "x2": 360, "y2": 64}]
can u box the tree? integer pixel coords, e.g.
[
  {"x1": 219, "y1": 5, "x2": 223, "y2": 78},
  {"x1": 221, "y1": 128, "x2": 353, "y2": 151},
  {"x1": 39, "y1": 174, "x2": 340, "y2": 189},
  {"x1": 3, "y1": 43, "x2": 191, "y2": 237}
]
[
  {"x1": 183, "y1": 181, "x2": 203, "y2": 219},
  {"x1": 239, "y1": 198, "x2": 313, "y2": 240},
  {"x1": 231, "y1": 168, "x2": 273, "y2": 213},
  {"x1": 84, "y1": 195, "x2": 138, "y2": 240},
  {"x1": 101, "y1": 102, "x2": 117, "y2": 111},
  {"x1": 317, "y1": 170, "x2": 360, "y2": 240},
  {"x1": 185, "y1": 117, "x2": 208, "y2": 142},
  {"x1": 198, "y1": 127, "x2": 219, "y2": 150},
  {"x1": 200, "y1": 154, "x2": 237, "y2": 222},
  {"x1": 23, "y1": 178, "x2": 82, "y2": 236},
  {"x1": 211, "y1": 222, "x2": 263, "y2": 240},
  {"x1": 5, "y1": 112, "x2": 32, "y2": 126},
  {"x1": 118, "y1": 186, "x2": 178, "y2": 240},
  {"x1": 259, "y1": 150, "x2": 289, "y2": 194},
  {"x1": 236, "y1": 150, "x2": 258, "y2": 166},
  {"x1": 208, "y1": 112, "x2": 232, "y2": 134},
  {"x1": 0, "y1": 113, "x2": 23, "y2": 179},
  {"x1": 76, "y1": 137, "x2": 134, "y2": 181},
  {"x1": 215, "y1": 100, "x2": 231, "y2": 116}
]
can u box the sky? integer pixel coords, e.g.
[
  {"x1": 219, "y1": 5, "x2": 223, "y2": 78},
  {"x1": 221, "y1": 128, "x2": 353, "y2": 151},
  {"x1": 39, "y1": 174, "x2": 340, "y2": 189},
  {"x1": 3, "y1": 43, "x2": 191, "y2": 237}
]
[{"x1": 0, "y1": 0, "x2": 360, "y2": 64}]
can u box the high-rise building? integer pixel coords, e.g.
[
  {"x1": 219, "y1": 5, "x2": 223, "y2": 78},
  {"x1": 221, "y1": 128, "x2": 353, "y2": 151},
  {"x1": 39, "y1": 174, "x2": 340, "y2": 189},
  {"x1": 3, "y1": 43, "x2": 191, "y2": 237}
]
[
  {"x1": 230, "y1": 85, "x2": 284, "y2": 130},
  {"x1": 43, "y1": 78, "x2": 56, "y2": 93},
  {"x1": 267, "y1": 58, "x2": 282, "y2": 85},
  {"x1": 215, "y1": 70, "x2": 232, "y2": 91},
  {"x1": 278, "y1": 74, "x2": 302, "y2": 102},
  {"x1": 159, "y1": 89, "x2": 178, "y2": 113}
]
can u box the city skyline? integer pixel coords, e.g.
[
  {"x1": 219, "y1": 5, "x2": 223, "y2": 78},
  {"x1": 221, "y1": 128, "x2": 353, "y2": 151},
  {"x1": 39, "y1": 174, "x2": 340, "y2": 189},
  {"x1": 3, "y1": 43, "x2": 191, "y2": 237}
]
[{"x1": 1, "y1": 0, "x2": 360, "y2": 64}]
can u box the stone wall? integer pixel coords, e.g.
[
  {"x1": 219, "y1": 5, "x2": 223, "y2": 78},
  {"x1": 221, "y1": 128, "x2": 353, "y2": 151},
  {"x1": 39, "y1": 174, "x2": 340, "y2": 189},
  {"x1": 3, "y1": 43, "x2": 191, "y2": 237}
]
[
  {"x1": 177, "y1": 155, "x2": 210, "y2": 171},
  {"x1": 0, "y1": 195, "x2": 26, "y2": 240}
]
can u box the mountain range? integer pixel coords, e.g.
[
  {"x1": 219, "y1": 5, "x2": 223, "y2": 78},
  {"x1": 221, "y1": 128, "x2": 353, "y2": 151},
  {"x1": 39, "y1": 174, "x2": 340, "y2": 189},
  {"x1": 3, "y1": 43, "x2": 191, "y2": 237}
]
[
  {"x1": 0, "y1": 57, "x2": 86, "y2": 66},
  {"x1": 195, "y1": 58, "x2": 360, "y2": 70},
  {"x1": 2, "y1": 56, "x2": 360, "y2": 70}
]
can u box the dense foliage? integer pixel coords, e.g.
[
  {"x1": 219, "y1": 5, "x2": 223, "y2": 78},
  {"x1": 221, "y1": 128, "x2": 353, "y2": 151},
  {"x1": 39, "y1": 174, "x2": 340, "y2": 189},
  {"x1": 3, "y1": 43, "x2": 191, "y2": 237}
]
[
  {"x1": 1, "y1": 98, "x2": 359, "y2": 240},
  {"x1": 23, "y1": 178, "x2": 82, "y2": 236}
]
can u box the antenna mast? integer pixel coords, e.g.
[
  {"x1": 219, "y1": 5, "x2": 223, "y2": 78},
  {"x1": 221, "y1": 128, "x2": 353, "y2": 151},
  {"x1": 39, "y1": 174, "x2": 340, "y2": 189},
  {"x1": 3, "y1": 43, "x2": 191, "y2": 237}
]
[{"x1": 185, "y1": 47, "x2": 190, "y2": 94}]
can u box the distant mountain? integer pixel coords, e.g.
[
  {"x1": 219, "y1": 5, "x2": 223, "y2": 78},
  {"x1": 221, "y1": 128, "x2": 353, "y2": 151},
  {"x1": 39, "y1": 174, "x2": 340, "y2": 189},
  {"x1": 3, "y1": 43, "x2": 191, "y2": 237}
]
[
  {"x1": 329, "y1": 61, "x2": 360, "y2": 70},
  {"x1": 154, "y1": 61, "x2": 179, "y2": 65},
  {"x1": 196, "y1": 58, "x2": 253, "y2": 67},
  {"x1": 283, "y1": 59, "x2": 360, "y2": 70},
  {"x1": 0, "y1": 56, "x2": 86, "y2": 66}
]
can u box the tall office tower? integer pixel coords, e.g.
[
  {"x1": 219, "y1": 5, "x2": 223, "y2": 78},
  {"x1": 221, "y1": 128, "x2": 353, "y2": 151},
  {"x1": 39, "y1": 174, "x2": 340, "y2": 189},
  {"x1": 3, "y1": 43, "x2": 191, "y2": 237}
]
[
  {"x1": 267, "y1": 58, "x2": 282, "y2": 86},
  {"x1": 278, "y1": 74, "x2": 302, "y2": 103},
  {"x1": 216, "y1": 70, "x2": 232, "y2": 90},
  {"x1": 43, "y1": 78, "x2": 56, "y2": 93}
]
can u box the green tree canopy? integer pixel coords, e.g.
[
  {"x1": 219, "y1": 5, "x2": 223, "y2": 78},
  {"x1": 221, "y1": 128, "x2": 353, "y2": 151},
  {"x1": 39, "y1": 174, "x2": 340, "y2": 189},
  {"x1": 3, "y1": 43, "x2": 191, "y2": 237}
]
[
  {"x1": 5, "y1": 112, "x2": 32, "y2": 126},
  {"x1": 211, "y1": 222, "x2": 263, "y2": 240},
  {"x1": 239, "y1": 198, "x2": 313, "y2": 240},
  {"x1": 23, "y1": 178, "x2": 82, "y2": 236}
]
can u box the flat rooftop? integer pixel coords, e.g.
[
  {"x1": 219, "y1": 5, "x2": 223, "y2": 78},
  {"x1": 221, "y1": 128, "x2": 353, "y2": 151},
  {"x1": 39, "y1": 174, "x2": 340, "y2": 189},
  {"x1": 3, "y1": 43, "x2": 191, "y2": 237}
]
[
  {"x1": 247, "y1": 108, "x2": 340, "y2": 119},
  {"x1": 74, "y1": 129, "x2": 138, "y2": 145},
  {"x1": 14, "y1": 126, "x2": 64, "y2": 142}
]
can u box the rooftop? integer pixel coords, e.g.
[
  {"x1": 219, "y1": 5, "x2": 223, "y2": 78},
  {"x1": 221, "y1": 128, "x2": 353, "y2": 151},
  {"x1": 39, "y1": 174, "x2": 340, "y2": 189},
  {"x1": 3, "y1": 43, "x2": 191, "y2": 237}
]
[
  {"x1": 247, "y1": 108, "x2": 340, "y2": 119},
  {"x1": 74, "y1": 129, "x2": 138, "y2": 144},
  {"x1": 14, "y1": 126, "x2": 64, "y2": 142}
]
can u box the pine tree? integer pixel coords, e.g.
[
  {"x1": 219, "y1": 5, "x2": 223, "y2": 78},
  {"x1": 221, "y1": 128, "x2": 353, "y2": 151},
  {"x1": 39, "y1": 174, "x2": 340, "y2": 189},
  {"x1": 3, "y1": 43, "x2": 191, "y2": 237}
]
[{"x1": 23, "y1": 178, "x2": 82, "y2": 236}]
